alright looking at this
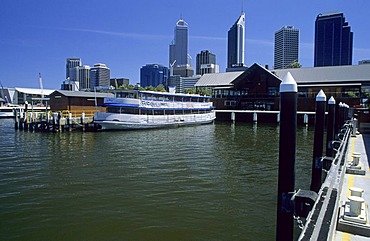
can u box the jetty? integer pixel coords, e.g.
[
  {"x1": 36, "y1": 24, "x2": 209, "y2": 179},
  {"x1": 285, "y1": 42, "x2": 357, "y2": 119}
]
[
  {"x1": 275, "y1": 73, "x2": 370, "y2": 241},
  {"x1": 13, "y1": 108, "x2": 97, "y2": 132}
]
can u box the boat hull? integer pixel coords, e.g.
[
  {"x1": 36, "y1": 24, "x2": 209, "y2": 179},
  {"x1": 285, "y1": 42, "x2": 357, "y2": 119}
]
[{"x1": 94, "y1": 112, "x2": 215, "y2": 130}]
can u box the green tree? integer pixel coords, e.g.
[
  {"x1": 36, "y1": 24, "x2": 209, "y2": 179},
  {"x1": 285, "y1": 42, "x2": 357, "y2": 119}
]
[
  {"x1": 197, "y1": 87, "x2": 211, "y2": 96},
  {"x1": 184, "y1": 88, "x2": 196, "y2": 94},
  {"x1": 288, "y1": 61, "x2": 302, "y2": 68},
  {"x1": 145, "y1": 85, "x2": 155, "y2": 91},
  {"x1": 155, "y1": 84, "x2": 166, "y2": 92}
]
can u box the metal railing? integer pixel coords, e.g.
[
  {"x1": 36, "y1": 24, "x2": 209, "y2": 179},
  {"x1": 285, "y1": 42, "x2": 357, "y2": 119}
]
[{"x1": 298, "y1": 122, "x2": 352, "y2": 240}]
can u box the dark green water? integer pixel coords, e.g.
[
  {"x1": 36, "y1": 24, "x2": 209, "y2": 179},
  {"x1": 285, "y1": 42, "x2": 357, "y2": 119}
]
[{"x1": 0, "y1": 119, "x2": 314, "y2": 240}]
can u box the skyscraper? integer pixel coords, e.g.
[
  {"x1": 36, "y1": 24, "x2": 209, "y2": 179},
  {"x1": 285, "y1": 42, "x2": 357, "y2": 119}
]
[
  {"x1": 140, "y1": 64, "x2": 169, "y2": 88},
  {"x1": 169, "y1": 18, "x2": 190, "y2": 67},
  {"x1": 314, "y1": 12, "x2": 353, "y2": 67},
  {"x1": 66, "y1": 58, "x2": 81, "y2": 80},
  {"x1": 274, "y1": 26, "x2": 299, "y2": 69},
  {"x1": 89, "y1": 63, "x2": 110, "y2": 89},
  {"x1": 196, "y1": 50, "x2": 216, "y2": 75},
  {"x1": 227, "y1": 12, "x2": 245, "y2": 69},
  {"x1": 76, "y1": 65, "x2": 90, "y2": 90}
]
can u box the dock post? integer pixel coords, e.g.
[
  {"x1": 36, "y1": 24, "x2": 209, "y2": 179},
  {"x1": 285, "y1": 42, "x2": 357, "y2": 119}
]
[
  {"x1": 29, "y1": 112, "x2": 34, "y2": 132},
  {"x1": 303, "y1": 113, "x2": 308, "y2": 126},
  {"x1": 52, "y1": 113, "x2": 56, "y2": 132},
  {"x1": 19, "y1": 109, "x2": 24, "y2": 130},
  {"x1": 276, "y1": 72, "x2": 297, "y2": 241},
  {"x1": 58, "y1": 112, "x2": 62, "y2": 132},
  {"x1": 334, "y1": 102, "x2": 341, "y2": 138},
  {"x1": 310, "y1": 90, "x2": 326, "y2": 193},
  {"x1": 68, "y1": 112, "x2": 72, "y2": 132},
  {"x1": 231, "y1": 112, "x2": 235, "y2": 122},
  {"x1": 24, "y1": 102, "x2": 29, "y2": 131},
  {"x1": 14, "y1": 109, "x2": 18, "y2": 130},
  {"x1": 81, "y1": 112, "x2": 85, "y2": 132},
  {"x1": 339, "y1": 102, "x2": 344, "y2": 130},
  {"x1": 325, "y1": 96, "x2": 336, "y2": 159},
  {"x1": 253, "y1": 112, "x2": 257, "y2": 123}
]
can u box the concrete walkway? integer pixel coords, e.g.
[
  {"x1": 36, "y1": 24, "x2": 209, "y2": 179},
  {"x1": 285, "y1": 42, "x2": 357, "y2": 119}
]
[{"x1": 334, "y1": 134, "x2": 370, "y2": 240}]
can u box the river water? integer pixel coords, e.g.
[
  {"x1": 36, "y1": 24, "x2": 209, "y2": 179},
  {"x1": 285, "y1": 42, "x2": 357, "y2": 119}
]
[{"x1": 0, "y1": 119, "x2": 314, "y2": 240}]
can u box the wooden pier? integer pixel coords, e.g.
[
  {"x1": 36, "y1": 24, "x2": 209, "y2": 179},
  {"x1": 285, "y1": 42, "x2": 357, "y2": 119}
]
[{"x1": 13, "y1": 109, "x2": 98, "y2": 132}]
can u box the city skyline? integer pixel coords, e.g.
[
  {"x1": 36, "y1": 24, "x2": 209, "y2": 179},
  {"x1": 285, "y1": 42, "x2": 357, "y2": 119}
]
[{"x1": 1, "y1": 0, "x2": 370, "y2": 89}]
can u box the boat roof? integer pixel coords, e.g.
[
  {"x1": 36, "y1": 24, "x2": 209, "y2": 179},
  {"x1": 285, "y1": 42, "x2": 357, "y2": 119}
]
[
  {"x1": 116, "y1": 90, "x2": 211, "y2": 98},
  {"x1": 15, "y1": 87, "x2": 54, "y2": 96}
]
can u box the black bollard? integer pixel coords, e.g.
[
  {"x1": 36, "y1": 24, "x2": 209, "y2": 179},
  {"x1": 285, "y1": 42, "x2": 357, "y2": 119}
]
[
  {"x1": 19, "y1": 110, "x2": 24, "y2": 130},
  {"x1": 325, "y1": 96, "x2": 336, "y2": 158},
  {"x1": 339, "y1": 102, "x2": 345, "y2": 129},
  {"x1": 310, "y1": 90, "x2": 326, "y2": 193},
  {"x1": 345, "y1": 104, "x2": 350, "y2": 121},
  {"x1": 334, "y1": 102, "x2": 341, "y2": 138},
  {"x1": 24, "y1": 102, "x2": 29, "y2": 131},
  {"x1": 276, "y1": 72, "x2": 297, "y2": 241},
  {"x1": 14, "y1": 109, "x2": 19, "y2": 130}
]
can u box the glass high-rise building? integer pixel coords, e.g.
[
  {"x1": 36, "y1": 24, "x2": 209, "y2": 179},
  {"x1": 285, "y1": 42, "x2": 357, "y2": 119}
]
[
  {"x1": 169, "y1": 18, "x2": 190, "y2": 67},
  {"x1": 227, "y1": 12, "x2": 245, "y2": 69},
  {"x1": 66, "y1": 58, "x2": 81, "y2": 80},
  {"x1": 89, "y1": 63, "x2": 110, "y2": 89},
  {"x1": 314, "y1": 12, "x2": 353, "y2": 67},
  {"x1": 76, "y1": 65, "x2": 90, "y2": 90},
  {"x1": 196, "y1": 50, "x2": 216, "y2": 75},
  {"x1": 140, "y1": 64, "x2": 169, "y2": 88},
  {"x1": 274, "y1": 26, "x2": 299, "y2": 69}
]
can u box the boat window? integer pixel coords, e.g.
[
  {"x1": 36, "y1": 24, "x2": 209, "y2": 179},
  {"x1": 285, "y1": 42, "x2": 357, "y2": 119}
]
[
  {"x1": 116, "y1": 92, "x2": 137, "y2": 99},
  {"x1": 174, "y1": 96, "x2": 183, "y2": 102},
  {"x1": 154, "y1": 110, "x2": 164, "y2": 115}
]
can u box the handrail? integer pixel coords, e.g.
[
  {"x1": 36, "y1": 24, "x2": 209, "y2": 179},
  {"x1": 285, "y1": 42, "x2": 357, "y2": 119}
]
[{"x1": 298, "y1": 121, "x2": 352, "y2": 240}]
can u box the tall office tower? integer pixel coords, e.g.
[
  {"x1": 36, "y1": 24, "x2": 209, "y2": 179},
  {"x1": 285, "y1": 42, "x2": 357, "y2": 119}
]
[
  {"x1": 169, "y1": 18, "x2": 190, "y2": 67},
  {"x1": 196, "y1": 50, "x2": 216, "y2": 75},
  {"x1": 66, "y1": 58, "x2": 81, "y2": 80},
  {"x1": 89, "y1": 63, "x2": 110, "y2": 89},
  {"x1": 140, "y1": 64, "x2": 169, "y2": 88},
  {"x1": 314, "y1": 12, "x2": 353, "y2": 67},
  {"x1": 76, "y1": 65, "x2": 90, "y2": 90},
  {"x1": 274, "y1": 26, "x2": 299, "y2": 69},
  {"x1": 227, "y1": 12, "x2": 245, "y2": 69}
]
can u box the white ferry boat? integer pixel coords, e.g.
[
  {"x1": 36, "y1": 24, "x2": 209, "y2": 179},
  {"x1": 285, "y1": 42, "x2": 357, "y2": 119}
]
[
  {"x1": 93, "y1": 90, "x2": 215, "y2": 130},
  {"x1": 0, "y1": 105, "x2": 20, "y2": 118}
]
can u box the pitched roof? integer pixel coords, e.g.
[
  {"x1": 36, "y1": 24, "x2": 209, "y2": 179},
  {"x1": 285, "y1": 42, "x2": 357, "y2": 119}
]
[
  {"x1": 272, "y1": 64, "x2": 370, "y2": 84},
  {"x1": 195, "y1": 71, "x2": 244, "y2": 87},
  {"x1": 51, "y1": 90, "x2": 114, "y2": 98}
]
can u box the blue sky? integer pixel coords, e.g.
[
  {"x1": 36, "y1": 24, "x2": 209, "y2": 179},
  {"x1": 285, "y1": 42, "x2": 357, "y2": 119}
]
[{"x1": 1, "y1": 0, "x2": 369, "y2": 89}]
